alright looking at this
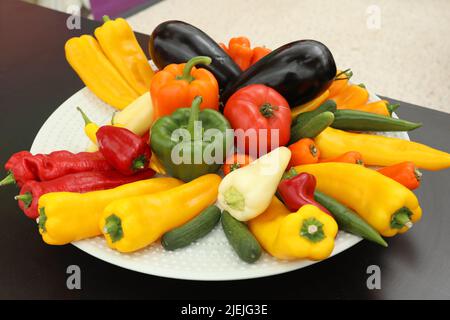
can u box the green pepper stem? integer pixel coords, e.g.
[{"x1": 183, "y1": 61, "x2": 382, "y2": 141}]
[
  {"x1": 391, "y1": 207, "x2": 413, "y2": 229},
  {"x1": 38, "y1": 207, "x2": 47, "y2": 232},
  {"x1": 414, "y1": 168, "x2": 422, "y2": 181},
  {"x1": 76, "y1": 107, "x2": 92, "y2": 125},
  {"x1": 132, "y1": 155, "x2": 147, "y2": 170},
  {"x1": 187, "y1": 96, "x2": 203, "y2": 139},
  {"x1": 387, "y1": 103, "x2": 400, "y2": 115},
  {"x1": 0, "y1": 172, "x2": 15, "y2": 186},
  {"x1": 259, "y1": 103, "x2": 278, "y2": 118},
  {"x1": 178, "y1": 56, "x2": 212, "y2": 83},
  {"x1": 358, "y1": 83, "x2": 366, "y2": 89},
  {"x1": 104, "y1": 214, "x2": 124, "y2": 243},
  {"x1": 335, "y1": 68, "x2": 353, "y2": 80},
  {"x1": 102, "y1": 15, "x2": 111, "y2": 22},
  {"x1": 14, "y1": 192, "x2": 33, "y2": 208}
]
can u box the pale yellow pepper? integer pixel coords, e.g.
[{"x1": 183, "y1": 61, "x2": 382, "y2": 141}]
[
  {"x1": 38, "y1": 177, "x2": 182, "y2": 245},
  {"x1": 100, "y1": 174, "x2": 221, "y2": 253},
  {"x1": 291, "y1": 90, "x2": 329, "y2": 117},
  {"x1": 294, "y1": 162, "x2": 422, "y2": 237},
  {"x1": 315, "y1": 127, "x2": 450, "y2": 170},
  {"x1": 249, "y1": 197, "x2": 338, "y2": 260}
]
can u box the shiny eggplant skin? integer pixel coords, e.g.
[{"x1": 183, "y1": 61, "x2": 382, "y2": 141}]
[
  {"x1": 149, "y1": 20, "x2": 242, "y2": 91},
  {"x1": 221, "y1": 40, "x2": 337, "y2": 108}
]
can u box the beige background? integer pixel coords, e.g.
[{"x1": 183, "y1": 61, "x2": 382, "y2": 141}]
[{"x1": 127, "y1": 0, "x2": 450, "y2": 114}]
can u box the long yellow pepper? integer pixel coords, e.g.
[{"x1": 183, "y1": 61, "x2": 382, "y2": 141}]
[
  {"x1": 95, "y1": 16, "x2": 154, "y2": 95},
  {"x1": 65, "y1": 35, "x2": 139, "y2": 109},
  {"x1": 249, "y1": 197, "x2": 338, "y2": 260},
  {"x1": 294, "y1": 163, "x2": 422, "y2": 237},
  {"x1": 315, "y1": 127, "x2": 450, "y2": 170},
  {"x1": 38, "y1": 177, "x2": 182, "y2": 245},
  {"x1": 100, "y1": 174, "x2": 221, "y2": 253}
]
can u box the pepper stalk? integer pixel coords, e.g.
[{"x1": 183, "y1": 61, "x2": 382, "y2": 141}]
[{"x1": 176, "y1": 56, "x2": 212, "y2": 83}]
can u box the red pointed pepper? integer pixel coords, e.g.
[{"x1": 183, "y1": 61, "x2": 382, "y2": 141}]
[
  {"x1": 97, "y1": 125, "x2": 151, "y2": 175},
  {"x1": 15, "y1": 169, "x2": 155, "y2": 219},
  {"x1": 277, "y1": 171, "x2": 331, "y2": 215}
]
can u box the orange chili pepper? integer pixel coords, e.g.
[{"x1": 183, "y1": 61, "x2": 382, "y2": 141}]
[
  {"x1": 332, "y1": 84, "x2": 369, "y2": 108},
  {"x1": 377, "y1": 161, "x2": 421, "y2": 190},
  {"x1": 288, "y1": 138, "x2": 320, "y2": 167},
  {"x1": 339, "y1": 100, "x2": 399, "y2": 117},
  {"x1": 251, "y1": 46, "x2": 271, "y2": 65},
  {"x1": 328, "y1": 69, "x2": 353, "y2": 98},
  {"x1": 228, "y1": 37, "x2": 253, "y2": 71},
  {"x1": 150, "y1": 56, "x2": 219, "y2": 119},
  {"x1": 222, "y1": 153, "x2": 254, "y2": 176},
  {"x1": 320, "y1": 151, "x2": 364, "y2": 165}
]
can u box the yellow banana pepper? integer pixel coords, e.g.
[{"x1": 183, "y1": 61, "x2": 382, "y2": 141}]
[
  {"x1": 112, "y1": 92, "x2": 154, "y2": 136},
  {"x1": 77, "y1": 107, "x2": 99, "y2": 144},
  {"x1": 294, "y1": 163, "x2": 422, "y2": 237},
  {"x1": 315, "y1": 127, "x2": 450, "y2": 170},
  {"x1": 249, "y1": 197, "x2": 338, "y2": 260},
  {"x1": 100, "y1": 174, "x2": 221, "y2": 253},
  {"x1": 291, "y1": 90, "x2": 329, "y2": 117},
  {"x1": 38, "y1": 177, "x2": 182, "y2": 245},
  {"x1": 65, "y1": 35, "x2": 139, "y2": 109},
  {"x1": 95, "y1": 16, "x2": 154, "y2": 95}
]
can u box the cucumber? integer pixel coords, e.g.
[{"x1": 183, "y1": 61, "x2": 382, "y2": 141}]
[
  {"x1": 290, "y1": 111, "x2": 335, "y2": 144},
  {"x1": 292, "y1": 100, "x2": 337, "y2": 127},
  {"x1": 331, "y1": 109, "x2": 422, "y2": 132},
  {"x1": 221, "y1": 211, "x2": 262, "y2": 263},
  {"x1": 161, "y1": 205, "x2": 221, "y2": 251}
]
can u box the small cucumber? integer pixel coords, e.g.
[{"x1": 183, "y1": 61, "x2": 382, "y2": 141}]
[
  {"x1": 221, "y1": 211, "x2": 262, "y2": 263},
  {"x1": 292, "y1": 100, "x2": 337, "y2": 127},
  {"x1": 331, "y1": 109, "x2": 422, "y2": 132},
  {"x1": 161, "y1": 205, "x2": 221, "y2": 251},
  {"x1": 290, "y1": 111, "x2": 335, "y2": 144}
]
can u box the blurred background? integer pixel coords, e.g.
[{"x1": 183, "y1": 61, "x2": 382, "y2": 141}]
[{"x1": 23, "y1": 0, "x2": 450, "y2": 113}]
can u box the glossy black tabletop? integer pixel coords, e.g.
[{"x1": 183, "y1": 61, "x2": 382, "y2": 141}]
[{"x1": 1, "y1": 0, "x2": 449, "y2": 300}]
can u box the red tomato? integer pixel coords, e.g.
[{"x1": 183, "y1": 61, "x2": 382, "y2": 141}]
[{"x1": 224, "y1": 84, "x2": 291, "y2": 156}]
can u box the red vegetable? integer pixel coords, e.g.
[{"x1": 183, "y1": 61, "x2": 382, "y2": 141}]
[
  {"x1": 15, "y1": 169, "x2": 155, "y2": 219},
  {"x1": 224, "y1": 84, "x2": 291, "y2": 157},
  {"x1": 97, "y1": 126, "x2": 152, "y2": 175},
  {"x1": 1, "y1": 150, "x2": 112, "y2": 187},
  {"x1": 277, "y1": 171, "x2": 331, "y2": 215}
]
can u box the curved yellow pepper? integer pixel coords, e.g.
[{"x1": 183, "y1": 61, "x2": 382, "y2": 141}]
[
  {"x1": 38, "y1": 177, "x2": 182, "y2": 245},
  {"x1": 100, "y1": 174, "x2": 221, "y2": 253},
  {"x1": 291, "y1": 89, "x2": 329, "y2": 117},
  {"x1": 315, "y1": 127, "x2": 450, "y2": 170},
  {"x1": 249, "y1": 197, "x2": 338, "y2": 261},
  {"x1": 94, "y1": 16, "x2": 154, "y2": 95},
  {"x1": 65, "y1": 35, "x2": 139, "y2": 109},
  {"x1": 294, "y1": 163, "x2": 422, "y2": 237}
]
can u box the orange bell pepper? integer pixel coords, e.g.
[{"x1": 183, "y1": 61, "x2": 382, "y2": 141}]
[
  {"x1": 377, "y1": 161, "x2": 421, "y2": 190},
  {"x1": 288, "y1": 138, "x2": 320, "y2": 167},
  {"x1": 328, "y1": 69, "x2": 353, "y2": 98},
  {"x1": 340, "y1": 100, "x2": 399, "y2": 117},
  {"x1": 251, "y1": 46, "x2": 271, "y2": 65},
  {"x1": 332, "y1": 84, "x2": 369, "y2": 108},
  {"x1": 320, "y1": 151, "x2": 364, "y2": 165},
  {"x1": 150, "y1": 56, "x2": 219, "y2": 119}
]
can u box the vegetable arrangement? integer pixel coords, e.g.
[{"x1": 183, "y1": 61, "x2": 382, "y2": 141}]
[{"x1": 3, "y1": 18, "x2": 450, "y2": 269}]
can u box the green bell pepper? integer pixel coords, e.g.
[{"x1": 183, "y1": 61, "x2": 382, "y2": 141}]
[{"x1": 151, "y1": 96, "x2": 232, "y2": 182}]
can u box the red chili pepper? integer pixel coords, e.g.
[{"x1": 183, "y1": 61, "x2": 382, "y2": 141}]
[
  {"x1": 1, "y1": 150, "x2": 112, "y2": 187},
  {"x1": 277, "y1": 172, "x2": 331, "y2": 215},
  {"x1": 15, "y1": 169, "x2": 155, "y2": 219},
  {"x1": 97, "y1": 125, "x2": 151, "y2": 175}
]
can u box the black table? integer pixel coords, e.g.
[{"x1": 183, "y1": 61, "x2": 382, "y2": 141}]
[{"x1": 1, "y1": 0, "x2": 449, "y2": 300}]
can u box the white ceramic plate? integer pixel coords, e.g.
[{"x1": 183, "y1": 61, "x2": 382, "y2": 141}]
[{"x1": 30, "y1": 86, "x2": 409, "y2": 281}]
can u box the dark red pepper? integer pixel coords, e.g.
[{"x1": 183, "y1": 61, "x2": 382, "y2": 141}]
[
  {"x1": 97, "y1": 126, "x2": 151, "y2": 175},
  {"x1": 1, "y1": 150, "x2": 112, "y2": 187},
  {"x1": 15, "y1": 169, "x2": 155, "y2": 219},
  {"x1": 277, "y1": 171, "x2": 331, "y2": 215}
]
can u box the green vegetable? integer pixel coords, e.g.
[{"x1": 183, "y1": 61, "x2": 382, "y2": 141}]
[
  {"x1": 161, "y1": 205, "x2": 221, "y2": 250},
  {"x1": 314, "y1": 190, "x2": 388, "y2": 247},
  {"x1": 331, "y1": 109, "x2": 422, "y2": 132},
  {"x1": 292, "y1": 99, "x2": 337, "y2": 127},
  {"x1": 290, "y1": 111, "x2": 335, "y2": 144},
  {"x1": 221, "y1": 210, "x2": 262, "y2": 263},
  {"x1": 151, "y1": 96, "x2": 232, "y2": 182}
]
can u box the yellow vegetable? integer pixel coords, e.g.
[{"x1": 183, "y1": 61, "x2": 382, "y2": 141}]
[
  {"x1": 65, "y1": 35, "x2": 139, "y2": 109},
  {"x1": 100, "y1": 174, "x2": 221, "y2": 253},
  {"x1": 249, "y1": 197, "x2": 338, "y2": 260},
  {"x1": 95, "y1": 16, "x2": 154, "y2": 95},
  {"x1": 315, "y1": 127, "x2": 450, "y2": 170},
  {"x1": 294, "y1": 162, "x2": 422, "y2": 237},
  {"x1": 38, "y1": 177, "x2": 182, "y2": 245},
  {"x1": 291, "y1": 90, "x2": 329, "y2": 117},
  {"x1": 77, "y1": 107, "x2": 99, "y2": 144},
  {"x1": 112, "y1": 92, "x2": 154, "y2": 136}
]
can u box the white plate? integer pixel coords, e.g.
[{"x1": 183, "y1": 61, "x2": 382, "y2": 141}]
[{"x1": 30, "y1": 86, "x2": 409, "y2": 281}]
